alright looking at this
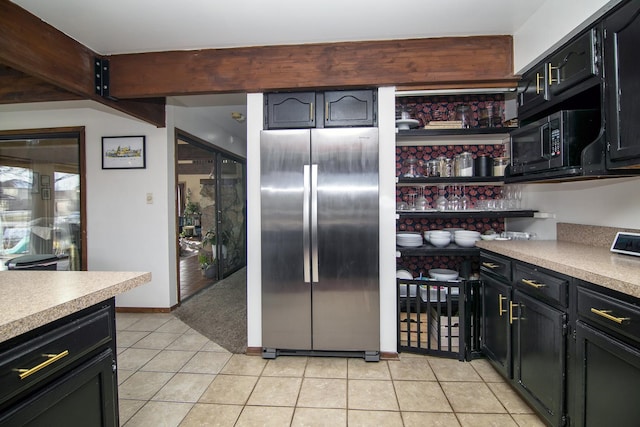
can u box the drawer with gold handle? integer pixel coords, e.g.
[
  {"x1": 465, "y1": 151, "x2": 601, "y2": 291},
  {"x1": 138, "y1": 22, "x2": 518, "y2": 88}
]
[
  {"x1": 521, "y1": 278, "x2": 547, "y2": 289},
  {"x1": 16, "y1": 350, "x2": 69, "y2": 380},
  {"x1": 0, "y1": 304, "x2": 112, "y2": 407},
  {"x1": 514, "y1": 263, "x2": 568, "y2": 307},
  {"x1": 590, "y1": 308, "x2": 631, "y2": 325},
  {"x1": 578, "y1": 286, "x2": 640, "y2": 344}
]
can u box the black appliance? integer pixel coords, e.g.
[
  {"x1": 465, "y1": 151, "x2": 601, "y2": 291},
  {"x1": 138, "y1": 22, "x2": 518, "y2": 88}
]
[{"x1": 510, "y1": 110, "x2": 601, "y2": 179}]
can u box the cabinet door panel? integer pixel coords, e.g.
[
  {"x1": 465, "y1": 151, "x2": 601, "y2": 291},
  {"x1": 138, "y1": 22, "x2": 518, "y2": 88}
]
[
  {"x1": 513, "y1": 291, "x2": 565, "y2": 427},
  {"x1": 324, "y1": 90, "x2": 375, "y2": 127},
  {"x1": 266, "y1": 92, "x2": 316, "y2": 129},
  {"x1": 604, "y1": 1, "x2": 640, "y2": 164},
  {"x1": 481, "y1": 275, "x2": 511, "y2": 378},
  {"x1": 518, "y1": 63, "x2": 548, "y2": 114},
  {"x1": 575, "y1": 321, "x2": 640, "y2": 427},
  {"x1": 549, "y1": 29, "x2": 599, "y2": 97}
]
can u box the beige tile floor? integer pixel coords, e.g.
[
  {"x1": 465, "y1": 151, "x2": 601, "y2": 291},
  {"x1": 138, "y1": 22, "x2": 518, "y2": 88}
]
[{"x1": 116, "y1": 312, "x2": 546, "y2": 427}]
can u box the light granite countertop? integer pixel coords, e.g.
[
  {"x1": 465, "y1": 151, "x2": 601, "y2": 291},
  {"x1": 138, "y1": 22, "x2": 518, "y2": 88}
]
[
  {"x1": 477, "y1": 240, "x2": 640, "y2": 299},
  {"x1": 0, "y1": 271, "x2": 151, "y2": 344}
]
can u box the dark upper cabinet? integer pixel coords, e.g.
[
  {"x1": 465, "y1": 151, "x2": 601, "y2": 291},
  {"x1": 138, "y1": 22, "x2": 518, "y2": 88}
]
[
  {"x1": 323, "y1": 90, "x2": 375, "y2": 127},
  {"x1": 265, "y1": 90, "x2": 376, "y2": 129},
  {"x1": 549, "y1": 28, "x2": 600, "y2": 97},
  {"x1": 518, "y1": 28, "x2": 600, "y2": 121},
  {"x1": 517, "y1": 62, "x2": 549, "y2": 115},
  {"x1": 604, "y1": 0, "x2": 640, "y2": 167},
  {"x1": 265, "y1": 92, "x2": 316, "y2": 129}
]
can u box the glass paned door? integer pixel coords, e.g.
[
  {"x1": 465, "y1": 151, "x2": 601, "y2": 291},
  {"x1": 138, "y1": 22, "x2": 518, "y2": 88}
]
[
  {"x1": 218, "y1": 156, "x2": 246, "y2": 277},
  {"x1": 0, "y1": 133, "x2": 82, "y2": 270}
]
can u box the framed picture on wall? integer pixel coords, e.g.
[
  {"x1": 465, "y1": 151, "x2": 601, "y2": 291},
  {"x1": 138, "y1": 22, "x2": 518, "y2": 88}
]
[
  {"x1": 41, "y1": 187, "x2": 50, "y2": 200},
  {"x1": 40, "y1": 174, "x2": 50, "y2": 187},
  {"x1": 102, "y1": 136, "x2": 146, "y2": 169}
]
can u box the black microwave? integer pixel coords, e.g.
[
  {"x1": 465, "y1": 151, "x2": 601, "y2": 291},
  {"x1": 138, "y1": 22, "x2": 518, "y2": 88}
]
[{"x1": 510, "y1": 110, "x2": 601, "y2": 177}]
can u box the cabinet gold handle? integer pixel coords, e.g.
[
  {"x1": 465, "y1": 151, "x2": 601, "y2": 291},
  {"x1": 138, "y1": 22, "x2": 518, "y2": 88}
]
[
  {"x1": 325, "y1": 101, "x2": 329, "y2": 121},
  {"x1": 548, "y1": 63, "x2": 558, "y2": 85},
  {"x1": 499, "y1": 294, "x2": 507, "y2": 316},
  {"x1": 536, "y1": 73, "x2": 544, "y2": 94},
  {"x1": 482, "y1": 262, "x2": 499, "y2": 269},
  {"x1": 522, "y1": 278, "x2": 546, "y2": 289},
  {"x1": 309, "y1": 103, "x2": 314, "y2": 121},
  {"x1": 510, "y1": 302, "x2": 519, "y2": 324},
  {"x1": 17, "y1": 350, "x2": 69, "y2": 380},
  {"x1": 590, "y1": 308, "x2": 631, "y2": 325}
]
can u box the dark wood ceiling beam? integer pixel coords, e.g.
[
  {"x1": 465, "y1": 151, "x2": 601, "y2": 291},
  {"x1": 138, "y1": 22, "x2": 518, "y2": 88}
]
[
  {"x1": 0, "y1": 0, "x2": 166, "y2": 127},
  {"x1": 108, "y1": 36, "x2": 517, "y2": 98},
  {"x1": 0, "y1": 65, "x2": 83, "y2": 104}
]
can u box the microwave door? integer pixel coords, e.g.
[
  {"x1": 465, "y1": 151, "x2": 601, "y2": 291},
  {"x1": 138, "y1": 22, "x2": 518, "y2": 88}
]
[{"x1": 512, "y1": 121, "x2": 550, "y2": 174}]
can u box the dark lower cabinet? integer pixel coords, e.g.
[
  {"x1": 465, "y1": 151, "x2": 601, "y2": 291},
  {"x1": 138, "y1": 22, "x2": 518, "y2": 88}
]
[
  {"x1": 574, "y1": 321, "x2": 640, "y2": 427},
  {"x1": 481, "y1": 275, "x2": 511, "y2": 378},
  {"x1": 0, "y1": 349, "x2": 117, "y2": 426},
  {"x1": 512, "y1": 290, "x2": 566, "y2": 427},
  {"x1": 0, "y1": 299, "x2": 118, "y2": 426}
]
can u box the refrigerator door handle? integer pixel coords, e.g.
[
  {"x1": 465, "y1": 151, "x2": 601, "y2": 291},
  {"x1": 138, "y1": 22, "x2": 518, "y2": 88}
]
[
  {"x1": 303, "y1": 165, "x2": 311, "y2": 283},
  {"x1": 311, "y1": 164, "x2": 319, "y2": 283}
]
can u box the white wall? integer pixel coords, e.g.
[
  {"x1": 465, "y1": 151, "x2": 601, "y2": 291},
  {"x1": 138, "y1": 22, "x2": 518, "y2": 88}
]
[
  {"x1": 0, "y1": 100, "x2": 245, "y2": 309},
  {"x1": 514, "y1": 0, "x2": 621, "y2": 73}
]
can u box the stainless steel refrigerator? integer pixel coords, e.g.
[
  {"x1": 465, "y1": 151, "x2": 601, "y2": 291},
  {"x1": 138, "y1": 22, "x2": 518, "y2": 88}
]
[{"x1": 260, "y1": 128, "x2": 379, "y2": 359}]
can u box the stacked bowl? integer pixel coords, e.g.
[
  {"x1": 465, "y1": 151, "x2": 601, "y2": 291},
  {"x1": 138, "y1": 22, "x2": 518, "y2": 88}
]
[
  {"x1": 453, "y1": 230, "x2": 481, "y2": 247},
  {"x1": 424, "y1": 230, "x2": 451, "y2": 248},
  {"x1": 396, "y1": 232, "x2": 423, "y2": 247}
]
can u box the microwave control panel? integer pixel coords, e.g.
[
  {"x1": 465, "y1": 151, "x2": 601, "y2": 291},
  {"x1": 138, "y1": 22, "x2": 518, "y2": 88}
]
[{"x1": 550, "y1": 127, "x2": 561, "y2": 157}]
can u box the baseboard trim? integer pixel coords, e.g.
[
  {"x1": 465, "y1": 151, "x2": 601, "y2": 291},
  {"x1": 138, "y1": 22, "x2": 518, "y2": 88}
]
[
  {"x1": 115, "y1": 306, "x2": 175, "y2": 313},
  {"x1": 245, "y1": 347, "x2": 262, "y2": 356},
  {"x1": 380, "y1": 351, "x2": 400, "y2": 361}
]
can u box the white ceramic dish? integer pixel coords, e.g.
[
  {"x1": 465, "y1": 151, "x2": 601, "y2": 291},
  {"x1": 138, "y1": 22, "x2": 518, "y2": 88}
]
[
  {"x1": 396, "y1": 269, "x2": 413, "y2": 279},
  {"x1": 429, "y1": 237, "x2": 451, "y2": 248},
  {"x1": 396, "y1": 119, "x2": 420, "y2": 130},
  {"x1": 428, "y1": 268, "x2": 459, "y2": 281},
  {"x1": 480, "y1": 234, "x2": 498, "y2": 240},
  {"x1": 455, "y1": 237, "x2": 477, "y2": 247}
]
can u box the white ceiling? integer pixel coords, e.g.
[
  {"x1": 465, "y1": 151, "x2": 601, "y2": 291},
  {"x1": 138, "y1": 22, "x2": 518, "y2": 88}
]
[
  {"x1": 9, "y1": 0, "x2": 548, "y2": 141},
  {"x1": 12, "y1": 0, "x2": 547, "y2": 54}
]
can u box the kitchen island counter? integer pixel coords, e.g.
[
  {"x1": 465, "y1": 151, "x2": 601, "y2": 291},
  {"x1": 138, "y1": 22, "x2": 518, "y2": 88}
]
[
  {"x1": 0, "y1": 271, "x2": 151, "y2": 344},
  {"x1": 477, "y1": 239, "x2": 640, "y2": 298}
]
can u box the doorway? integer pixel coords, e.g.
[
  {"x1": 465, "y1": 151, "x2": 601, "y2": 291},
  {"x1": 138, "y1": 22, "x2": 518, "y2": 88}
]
[{"x1": 175, "y1": 129, "x2": 246, "y2": 301}]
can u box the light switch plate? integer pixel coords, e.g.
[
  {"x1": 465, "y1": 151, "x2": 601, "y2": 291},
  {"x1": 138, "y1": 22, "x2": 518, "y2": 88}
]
[{"x1": 610, "y1": 232, "x2": 640, "y2": 257}]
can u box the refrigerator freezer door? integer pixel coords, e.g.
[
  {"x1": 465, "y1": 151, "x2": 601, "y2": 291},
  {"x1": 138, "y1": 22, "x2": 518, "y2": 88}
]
[
  {"x1": 261, "y1": 130, "x2": 312, "y2": 350},
  {"x1": 311, "y1": 128, "x2": 380, "y2": 351}
]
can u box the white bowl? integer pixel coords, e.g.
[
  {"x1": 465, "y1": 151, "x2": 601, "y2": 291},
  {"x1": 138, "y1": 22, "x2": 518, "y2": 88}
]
[
  {"x1": 441, "y1": 228, "x2": 464, "y2": 238},
  {"x1": 396, "y1": 269, "x2": 413, "y2": 279},
  {"x1": 454, "y1": 230, "x2": 481, "y2": 237},
  {"x1": 429, "y1": 268, "x2": 459, "y2": 281},
  {"x1": 455, "y1": 237, "x2": 477, "y2": 247},
  {"x1": 429, "y1": 237, "x2": 451, "y2": 248},
  {"x1": 480, "y1": 234, "x2": 498, "y2": 240}
]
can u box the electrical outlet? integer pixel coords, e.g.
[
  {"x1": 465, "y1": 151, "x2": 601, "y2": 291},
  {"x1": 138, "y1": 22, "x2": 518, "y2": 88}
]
[{"x1": 146, "y1": 193, "x2": 153, "y2": 204}]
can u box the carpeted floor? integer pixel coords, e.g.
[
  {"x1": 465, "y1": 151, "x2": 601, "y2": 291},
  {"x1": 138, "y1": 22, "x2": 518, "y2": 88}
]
[{"x1": 173, "y1": 267, "x2": 247, "y2": 354}]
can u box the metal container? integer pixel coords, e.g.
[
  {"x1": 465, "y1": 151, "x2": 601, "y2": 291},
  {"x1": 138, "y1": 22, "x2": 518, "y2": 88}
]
[
  {"x1": 475, "y1": 154, "x2": 492, "y2": 177},
  {"x1": 493, "y1": 157, "x2": 509, "y2": 176}
]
